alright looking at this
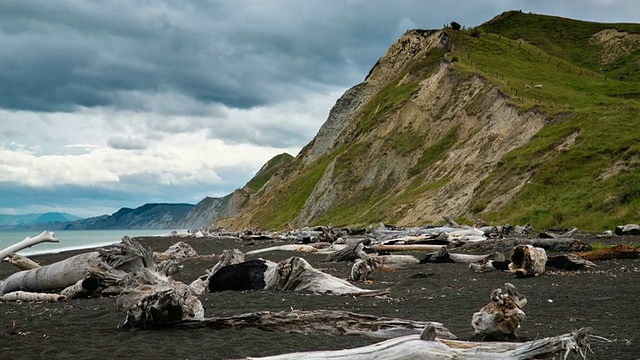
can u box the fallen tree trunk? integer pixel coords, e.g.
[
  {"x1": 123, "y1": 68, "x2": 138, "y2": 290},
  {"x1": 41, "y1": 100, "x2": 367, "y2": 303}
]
[
  {"x1": 575, "y1": 244, "x2": 639, "y2": 261},
  {"x1": 0, "y1": 252, "x2": 104, "y2": 295},
  {"x1": 1, "y1": 290, "x2": 67, "y2": 302},
  {"x1": 208, "y1": 256, "x2": 389, "y2": 296},
  {"x1": 176, "y1": 309, "x2": 456, "y2": 339},
  {"x1": 247, "y1": 327, "x2": 591, "y2": 360},
  {"x1": 420, "y1": 247, "x2": 505, "y2": 264},
  {"x1": 456, "y1": 237, "x2": 589, "y2": 253},
  {"x1": 370, "y1": 244, "x2": 445, "y2": 253},
  {"x1": 0, "y1": 231, "x2": 59, "y2": 261}
]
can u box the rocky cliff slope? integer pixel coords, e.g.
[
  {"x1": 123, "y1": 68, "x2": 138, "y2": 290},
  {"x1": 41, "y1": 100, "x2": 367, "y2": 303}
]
[{"x1": 214, "y1": 11, "x2": 640, "y2": 231}]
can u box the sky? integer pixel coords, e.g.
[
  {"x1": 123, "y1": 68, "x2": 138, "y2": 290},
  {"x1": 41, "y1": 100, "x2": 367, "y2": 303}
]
[{"x1": 1, "y1": 0, "x2": 639, "y2": 218}]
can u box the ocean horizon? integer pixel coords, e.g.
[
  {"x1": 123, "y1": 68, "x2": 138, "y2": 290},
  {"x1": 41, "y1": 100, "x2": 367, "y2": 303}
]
[{"x1": 0, "y1": 229, "x2": 179, "y2": 256}]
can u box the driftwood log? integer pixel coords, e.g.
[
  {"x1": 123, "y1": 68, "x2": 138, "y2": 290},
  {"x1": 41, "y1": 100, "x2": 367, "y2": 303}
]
[
  {"x1": 1, "y1": 291, "x2": 67, "y2": 302},
  {"x1": 420, "y1": 247, "x2": 505, "y2": 264},
  {"x1": 6, "y1": 253, "x2": 41, "y2": 270},
  {"x1": 208, "y1": 256, "x2": 389, "y2": 296},
  {"x1": 471, "y1": 283, "x2": 527, "y2": 339},
  {"x1": 248, "y1": 327, "x2": 591, "y2": 360},
  {"x1": 576, "y1": 244, "x2": 639, "y2": 261},
  {"x1": 370, "y1": 244, "x2": 445, "y2": 253},
  {"x1": 470, "y1": 253, "x2": 595, "y2": 273},
  {"x1": 456, "y1": 237, "x2": 589, "y2": 253},
  {"x1": 509, "y1": 245, "x2": 547, "y2": 277},
  {"x1": 0, "y1": 231, "x2": 59, "y2": 261},
  {"x1": 176, "y1": 309, "x2": 456, "y2": 339}
]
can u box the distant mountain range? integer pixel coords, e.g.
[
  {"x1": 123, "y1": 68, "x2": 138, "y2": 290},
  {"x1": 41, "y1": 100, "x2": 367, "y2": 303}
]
[
  {"x1": 0, "y1": 203, "x2": 195, "y2": 231},
  {"x1": 0, "y1": 212, "x2": 82, "y2": 228}
]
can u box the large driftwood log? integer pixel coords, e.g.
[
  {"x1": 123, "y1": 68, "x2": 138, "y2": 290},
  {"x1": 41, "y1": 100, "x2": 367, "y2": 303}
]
[
  {"x1": 0, "y1": 231, "x2": 59, "y2": 261},
  {"x1": 248, "y1": 327, "x2": 591, "y2": 360},
  {"x1": 351, "y1": 243, "x2": 420, "y2": 282},
  {"x1": 472, "y1": 283, "x2": 527, "y2": 339},
  {"x1": 420, "y1": 247, "x2": 505, "y2": 264},
  {"x1": 189, "y1": 249, "x2": 245, "y2": 295},
  {"x1": 208, "y1": 256, "x2": 389, "y2": 296},
  {"x1": 576, "y1": 244, "x2": 639, "y2": 261},
  {"x1": 176, "y1": 310, "x2": 456, "y2": 339},
  {"x1": 456, "y1": 237, "x2": 589, "y2": 253},
  {"x1": 509, "y1": 245, "x2": 547, "y2": 277},
  {"x1": 0, "y1": 236, "x2": 160, "y2": 295},
  {"x1": 0, "y1": 252, "x2": 104, "y2": 295},
  {"x1": 370, "y1": 244, "x2": 445, "y2": 253}
]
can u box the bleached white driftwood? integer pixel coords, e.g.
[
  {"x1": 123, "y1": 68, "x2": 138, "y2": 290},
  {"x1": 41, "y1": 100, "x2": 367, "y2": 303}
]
[
  {"x1": 2, "y1": 290, "x2": 67, "y2": 302},
  {"x1": 154, "y1": 241, "x2": 199, "y2": 261},
  {"x1": 350, "y1": 243, "x2": 420, "y2": 282},
  {"x1": 0, "y1": 231, "x2": 59, "y2": 261},
  {"x1": 509, "y1": 245, "x2": 547, "y2": 277},
  {"x1": 6, "y1": 253, "x2": 41, "y2": 270},
  {"x1": 0, "y1": 252, "x2": 104, "y2": 296},
  {"x1": 472, "y1": 283, "x2": 527, "y2": 339},
  {"x1": 247, "y1": 326, "x2": 591, "y2": 360},
  {"x1": 245, "y1": 244, "x2": 319, "y2": 255}
]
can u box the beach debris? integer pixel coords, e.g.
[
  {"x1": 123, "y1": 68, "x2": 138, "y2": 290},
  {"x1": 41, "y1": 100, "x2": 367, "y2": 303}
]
[
  {"x1": 189, "y1": 248, "x2": 245, "y2": 295},
  {"x1": 247, "y1": 327, "x2": 591, "y2": 360},
  {"x1": 0, "y1": 231, "x2": 59, "y2": 262},
  {"x1": 0, "y1": 236, "x2": 204, "y2": 328},
  {"x1": 208, "y1": 256, "x2": 388, "y2": 296},
  {"x1": 350, "y1": 243, "x2": 420, "y2": 282},
  {"x1": 537, "y1": 226, "x2": 578, "y2": 239},
  {"x1": 509, "y1": 245, "x2": 547, "y2": 277},
  {"x1": 154, "y1": 241, "x2": 199, "y2": 261},
  {"x1": 420, "y1": 246, "x2": 505, "y2": 264},
  {"x1": 472, "y1": 283, "x2": 527, "y2": 339},
  {"x1": 176, "y1": 309, "x2": 456, "y2": 340},
  {"x1": 6, "y1": 253, "x2": 41, "y2": 270},
  {"x1": 1, "y1": 290, "x2": 67, "y2": 302},
  {"x1": 546, "y1": 253, "x2": 597, "y2": 270},
  {"x1": 575, "y1": 244, "x2": 639, "y2": 261}
]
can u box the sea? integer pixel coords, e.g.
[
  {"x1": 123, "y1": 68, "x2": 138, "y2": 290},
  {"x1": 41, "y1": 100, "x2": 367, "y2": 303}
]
[{"x1": 0, "y1": 229, "x2": 177, "y2": 256}]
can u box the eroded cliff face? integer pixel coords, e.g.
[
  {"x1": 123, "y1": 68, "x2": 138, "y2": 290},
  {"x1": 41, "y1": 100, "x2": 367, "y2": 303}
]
[{"x1": 216, "y1": 30, "x2": 550, "y2": 230}]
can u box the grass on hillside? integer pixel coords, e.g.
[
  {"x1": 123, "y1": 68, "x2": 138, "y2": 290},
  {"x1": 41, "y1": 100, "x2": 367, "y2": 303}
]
[{"x1": 443, "y1": 22, "x2": 640, "y2": 230}]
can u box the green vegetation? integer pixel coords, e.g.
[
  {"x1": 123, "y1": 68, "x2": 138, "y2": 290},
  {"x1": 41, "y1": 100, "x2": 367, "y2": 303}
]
[
  {"x1": 409, "y1": 125, "x2": 460, "y2": 176},
  {"x1": 479, "y1": 10, "x2": 640, "y2": 82},
  {"x1": 245, "y1": 153, "x2": 294, "y2": 192},
  {"x1": 250, "y1": 153, "x2": 337, "y2": 229}
]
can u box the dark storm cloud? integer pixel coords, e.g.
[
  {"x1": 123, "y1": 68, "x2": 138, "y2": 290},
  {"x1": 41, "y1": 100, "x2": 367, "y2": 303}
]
[{"x1": 0, "y1": 1, "x2": 501, "y2": 114}]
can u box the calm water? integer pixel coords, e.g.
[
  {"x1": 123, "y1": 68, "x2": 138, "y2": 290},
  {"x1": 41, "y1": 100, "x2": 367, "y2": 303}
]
[{"x1": 0, "y1": 229, "x2": 176, "y2": 256}]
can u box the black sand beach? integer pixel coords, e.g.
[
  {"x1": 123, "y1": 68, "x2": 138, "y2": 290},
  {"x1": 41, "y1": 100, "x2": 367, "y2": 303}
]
[{"x1": 1, "y1": 234, "x2": 639, "y2": 359}]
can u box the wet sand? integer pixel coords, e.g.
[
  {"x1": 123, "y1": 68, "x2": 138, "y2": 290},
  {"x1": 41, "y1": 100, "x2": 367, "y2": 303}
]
[{"x1": 1, "y1": 234, "x2": 639, "y2": 359}]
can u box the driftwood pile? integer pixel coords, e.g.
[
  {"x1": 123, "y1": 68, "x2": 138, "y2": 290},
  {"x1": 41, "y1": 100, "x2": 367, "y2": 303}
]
[{"x1": 3, "y1": 217, "x2": 637, "y2": 358}]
